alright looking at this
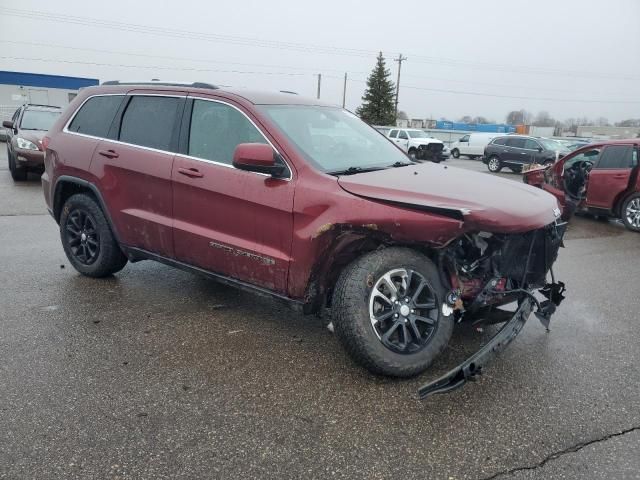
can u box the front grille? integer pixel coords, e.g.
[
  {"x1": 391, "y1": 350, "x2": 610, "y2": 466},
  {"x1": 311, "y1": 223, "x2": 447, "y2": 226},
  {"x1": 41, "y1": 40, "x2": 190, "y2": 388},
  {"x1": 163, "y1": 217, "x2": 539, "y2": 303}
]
[{"x1": 495, "y1": 222, "x2": 566, "y2": 287}]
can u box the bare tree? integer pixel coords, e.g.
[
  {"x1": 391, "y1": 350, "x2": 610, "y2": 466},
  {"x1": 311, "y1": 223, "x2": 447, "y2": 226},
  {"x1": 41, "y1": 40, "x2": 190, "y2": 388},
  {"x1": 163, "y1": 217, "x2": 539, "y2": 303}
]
[
  {"x1": 397, "y1": 110, "x2": 409, "y2": 121},
  {"x1": 506, "y1": 110, "x2": 530, "y2": 125},
  {"x1": 533, "y1": 111, "x2": 556, "y2": 127}
]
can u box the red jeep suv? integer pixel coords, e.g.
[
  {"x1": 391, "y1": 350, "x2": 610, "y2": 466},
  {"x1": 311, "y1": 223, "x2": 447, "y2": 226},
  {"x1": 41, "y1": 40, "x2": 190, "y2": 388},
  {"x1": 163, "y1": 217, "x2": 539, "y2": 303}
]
[{"x1": 43, "y1": 81, "x2": 567, "y2": 398}]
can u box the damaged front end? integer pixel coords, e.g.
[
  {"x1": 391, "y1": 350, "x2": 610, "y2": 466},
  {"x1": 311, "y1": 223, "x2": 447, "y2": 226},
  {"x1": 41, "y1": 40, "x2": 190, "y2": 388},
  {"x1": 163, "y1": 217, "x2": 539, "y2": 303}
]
[{"x1": 419, "y1": 220, "x2": 568, "y2": 399}]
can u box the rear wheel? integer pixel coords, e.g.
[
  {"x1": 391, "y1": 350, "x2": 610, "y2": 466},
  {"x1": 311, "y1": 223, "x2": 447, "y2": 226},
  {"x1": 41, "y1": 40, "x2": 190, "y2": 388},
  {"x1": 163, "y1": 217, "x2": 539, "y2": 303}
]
[
  {"x1": 487, "y1": 156, "x2": 502, "y2": 173},
  {"x1": 408, "y1": 148, "x2": 418, "y2": 160},
  {"x1": 60, "y1": 194, "x2": 128, "y2": 277},
  {"x1": 622, "y1": 193, "x2": 640, "y2": 232},
  {"x1": 451, "y1": 148, "x2": 460, "y2": 158},
  {"x1": 8, "y1": 150, "x2": 27, "y2": 181},
  {"x1": 331, "y1": 247, "x2": 453, "y2": 377}
]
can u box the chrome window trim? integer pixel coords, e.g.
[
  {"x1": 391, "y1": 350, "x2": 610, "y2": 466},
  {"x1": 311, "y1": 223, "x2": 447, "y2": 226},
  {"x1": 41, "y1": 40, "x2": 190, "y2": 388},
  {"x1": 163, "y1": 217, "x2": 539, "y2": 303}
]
[
  {"x1": 180, "y1": 95, "x2": 292, "y2": 181},
  {"x1": 62, "y1": 93, "x2": 292, "y2": 181}
]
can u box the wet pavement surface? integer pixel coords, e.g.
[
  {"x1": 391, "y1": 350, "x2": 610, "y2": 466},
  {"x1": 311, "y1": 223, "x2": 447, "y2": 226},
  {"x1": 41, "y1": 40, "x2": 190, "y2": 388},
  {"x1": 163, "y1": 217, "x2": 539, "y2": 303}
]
[{"x1": 1, "y1": 147, "x2": 639, "y2": 479}]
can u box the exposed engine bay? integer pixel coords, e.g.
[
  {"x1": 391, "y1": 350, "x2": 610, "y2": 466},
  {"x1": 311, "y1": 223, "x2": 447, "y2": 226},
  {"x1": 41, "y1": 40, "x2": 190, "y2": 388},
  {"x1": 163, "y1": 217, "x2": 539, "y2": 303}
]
[{"x1": 418, "y1": 221, "x2": 567, "y2": 398}]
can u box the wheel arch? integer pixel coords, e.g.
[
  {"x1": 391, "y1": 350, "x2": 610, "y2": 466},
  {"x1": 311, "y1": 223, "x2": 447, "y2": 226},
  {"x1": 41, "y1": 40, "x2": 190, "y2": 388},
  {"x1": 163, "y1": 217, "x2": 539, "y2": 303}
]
[
  {"x1": 302, "y1": 227, "x2": 437, "y2": 314},
  {"x1": 53, "y1": 176, "x2": 121, "y2": 243}
]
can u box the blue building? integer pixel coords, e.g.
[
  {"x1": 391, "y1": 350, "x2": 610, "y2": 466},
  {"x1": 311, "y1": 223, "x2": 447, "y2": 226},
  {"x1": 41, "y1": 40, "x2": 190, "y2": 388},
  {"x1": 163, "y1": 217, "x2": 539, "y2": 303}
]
[{"x1": 0, "y1": 70, "x2": 98, "y2": 123}]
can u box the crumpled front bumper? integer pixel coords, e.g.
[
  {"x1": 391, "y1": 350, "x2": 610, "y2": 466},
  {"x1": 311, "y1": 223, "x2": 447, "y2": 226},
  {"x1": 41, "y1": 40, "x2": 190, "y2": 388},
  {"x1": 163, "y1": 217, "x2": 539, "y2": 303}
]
[{"x1": 418, "y1": 298, "x2": 534, "y2": 399}]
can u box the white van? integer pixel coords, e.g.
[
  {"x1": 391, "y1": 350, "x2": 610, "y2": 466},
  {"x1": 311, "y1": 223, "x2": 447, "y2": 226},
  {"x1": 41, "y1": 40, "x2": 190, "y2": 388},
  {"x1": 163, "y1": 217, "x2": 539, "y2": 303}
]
[{"x1": 450, "y1": 133, "x2": 499, "y2": 159}]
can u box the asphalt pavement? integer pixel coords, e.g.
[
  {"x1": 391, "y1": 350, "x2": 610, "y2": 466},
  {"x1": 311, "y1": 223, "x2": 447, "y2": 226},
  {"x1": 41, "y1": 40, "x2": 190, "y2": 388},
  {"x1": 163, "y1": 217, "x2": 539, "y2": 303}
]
[{"x1": 1, "y1": 148, "x2": 639, "y2": 479}]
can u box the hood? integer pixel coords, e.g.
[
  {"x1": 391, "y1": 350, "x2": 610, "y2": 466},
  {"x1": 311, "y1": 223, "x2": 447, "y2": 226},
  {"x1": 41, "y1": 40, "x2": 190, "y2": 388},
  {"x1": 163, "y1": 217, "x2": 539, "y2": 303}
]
[{"x1": 338, "y1": 163, "x2": 560, "y2": 233}]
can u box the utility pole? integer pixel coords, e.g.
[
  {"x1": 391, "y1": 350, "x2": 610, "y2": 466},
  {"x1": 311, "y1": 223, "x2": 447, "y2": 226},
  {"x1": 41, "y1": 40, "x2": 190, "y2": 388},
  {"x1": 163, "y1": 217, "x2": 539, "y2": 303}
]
[
  {"x1": 316, "y1": 74, "x2": 322, "y2": 99},
  {"x1": 394, "y1": 54, "x2": 407, "y2": 120},
  {"x1": 342, "y1": 72, "x2": 347, "y2": 108}
]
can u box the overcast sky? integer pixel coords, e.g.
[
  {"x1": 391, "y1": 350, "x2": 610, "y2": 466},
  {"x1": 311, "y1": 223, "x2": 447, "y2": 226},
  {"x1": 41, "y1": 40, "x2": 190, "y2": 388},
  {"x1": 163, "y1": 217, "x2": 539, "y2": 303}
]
[{"x1": 1, "y1": 0, "x2": 639, "y2": 123}]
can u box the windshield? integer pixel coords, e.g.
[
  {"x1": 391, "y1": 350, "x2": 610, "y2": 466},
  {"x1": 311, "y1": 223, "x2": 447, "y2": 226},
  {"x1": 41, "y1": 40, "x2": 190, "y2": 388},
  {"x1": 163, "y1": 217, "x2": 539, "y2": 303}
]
[
  {"x1": 260, "y1": 105, "x2": 409, "y2": 172},
  {"x1": 20, "y1": 110, "x2": 61, "y2": 131},
  {"x1": 408, "y1": 130, "x2": 428, "y2": 138},
  {"x1": 539, "y1": 138, "x2": 569, "y2": 152}
]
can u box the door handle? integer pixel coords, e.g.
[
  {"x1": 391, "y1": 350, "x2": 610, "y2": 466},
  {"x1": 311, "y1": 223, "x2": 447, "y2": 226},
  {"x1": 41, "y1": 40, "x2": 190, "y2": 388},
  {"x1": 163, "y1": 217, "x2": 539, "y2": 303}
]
[
  {"x1": 98, "y1": 149, "x2": 119, "y2": 159},
  {"x1": 177, "y1": 167, "x2": 204, "y2": 178}
]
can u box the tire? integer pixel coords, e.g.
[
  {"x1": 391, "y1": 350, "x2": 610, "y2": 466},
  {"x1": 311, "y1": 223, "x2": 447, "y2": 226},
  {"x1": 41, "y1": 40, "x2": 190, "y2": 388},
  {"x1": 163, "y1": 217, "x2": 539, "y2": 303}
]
[
  {"x1": 8, "y1": 149, "x2": 27, "y2": 181},
  {"x1": 543, "y1": 159, "x2": 554, "y2": 167},
  {"x1": 487, "y1": 156, "x2": 502, "y2": 173},
  {"x1": 60, "y1": 193, "x2": 128, "y2": 277},
  {"x1": 331, "y1": 247, "x2": 454, "y2": 377},
  {"x1": 467, "y1": 155, "x2": 477, "y2": 160},
  {"x1": 408, "y1": 148, "x2": 417, "y2": 160},
  {"x1": 451, "y1": 148, "x2": 460, "y2": 159},
  {"x1": 510, "y1": 166, "x2": 523, "y2": 173},
  {"x1": 621, "y1": 193, "x2": 640, "y2": 232}
]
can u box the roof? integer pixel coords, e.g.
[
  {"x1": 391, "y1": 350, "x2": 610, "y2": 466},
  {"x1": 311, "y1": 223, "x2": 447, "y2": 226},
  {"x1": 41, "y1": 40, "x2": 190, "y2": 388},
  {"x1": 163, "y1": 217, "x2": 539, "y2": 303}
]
[
  {"x1": 23, "y1": 104, "x2": 62, "y2": 111},
  {"x1": 86, "y1": 82, "x2": 336, "y2": 107},
  {"x1": 0, "y1": 71, "x2": 99, "y2": 90}
]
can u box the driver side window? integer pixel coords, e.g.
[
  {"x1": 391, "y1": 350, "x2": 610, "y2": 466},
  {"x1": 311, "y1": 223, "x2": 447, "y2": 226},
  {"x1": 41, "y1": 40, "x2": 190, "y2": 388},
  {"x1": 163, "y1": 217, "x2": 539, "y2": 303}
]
[
  {"x1": 398, "y1": 130, "x2": 408, "y2": 140},
  {"x1": 564, "y1": 148, "x2": 601, "y2": 170},
  {"x1": 459, "y1": 135, "x2": 470, "y2": 142}
]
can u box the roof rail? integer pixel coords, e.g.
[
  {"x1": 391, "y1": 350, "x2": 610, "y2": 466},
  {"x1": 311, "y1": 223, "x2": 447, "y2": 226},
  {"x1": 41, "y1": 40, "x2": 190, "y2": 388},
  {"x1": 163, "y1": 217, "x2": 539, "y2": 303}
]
[
  {"x1": 101, "y1": 80, "x2": 218, "y2": 89},
  {"x1": 24, "y1": 103, "x2": 61, "y2": 109}
]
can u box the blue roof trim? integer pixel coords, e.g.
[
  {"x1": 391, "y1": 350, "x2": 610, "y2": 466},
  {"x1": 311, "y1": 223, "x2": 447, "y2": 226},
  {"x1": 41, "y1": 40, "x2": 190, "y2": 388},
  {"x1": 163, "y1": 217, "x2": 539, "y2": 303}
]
[{"x1": 0, "y1": 71, "x2": 99, "y2": 90}]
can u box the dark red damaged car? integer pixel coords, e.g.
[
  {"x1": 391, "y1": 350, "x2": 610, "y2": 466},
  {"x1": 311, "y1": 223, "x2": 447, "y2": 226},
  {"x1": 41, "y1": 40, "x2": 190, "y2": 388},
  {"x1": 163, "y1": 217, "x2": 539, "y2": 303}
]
[{"x1": 42, "y1": 81, "x2": 567, "y2": 398}]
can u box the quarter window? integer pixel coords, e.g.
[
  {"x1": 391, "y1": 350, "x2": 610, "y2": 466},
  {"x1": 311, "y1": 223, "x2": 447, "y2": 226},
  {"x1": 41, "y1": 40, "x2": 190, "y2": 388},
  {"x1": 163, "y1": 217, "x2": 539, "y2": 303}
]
[
  {"x1": 68, "y1": 95, "x2": 124, "y2": 138},
  {"x1": 595, "y1": 145, "x2": 634, "y2": 169},
  {"x1": 188, "y1": 100, "x2": 267, "y2": 165},
  {"x1": 389, "y1": 130, "x2": 398, "y2": 138}
]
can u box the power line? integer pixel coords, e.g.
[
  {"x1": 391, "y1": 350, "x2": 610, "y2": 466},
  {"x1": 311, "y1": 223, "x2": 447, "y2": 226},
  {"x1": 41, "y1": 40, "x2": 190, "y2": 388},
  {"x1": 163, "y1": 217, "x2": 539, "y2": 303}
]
[
  {"x1": 0, "y1": 55, "x2": 311, "y2": 77},
  {"x1": 3, "y1": 7, "x2": 638, "y2": 81},
  {"x1": 3, "y1": 40, "x2": 621, "y2": 97},
  {"x1": 346, "y1": 78, "x2": 640, "y2": 104}
]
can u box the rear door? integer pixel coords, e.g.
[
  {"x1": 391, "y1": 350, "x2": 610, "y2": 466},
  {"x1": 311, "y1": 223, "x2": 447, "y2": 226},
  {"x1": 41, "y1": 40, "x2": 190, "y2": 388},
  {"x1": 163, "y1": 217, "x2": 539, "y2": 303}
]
[
  {"x1": 171, "y1": 97, "x2": 295, "y2": 293},
  {"x1": 504, "y1": 137, "x2": 527, "y2": 164},
  {"x1": 90, "y1": 93, "x2": 185, "y2": 257},
  {"x1": 585, "y1": 144, "x2": 635, "y2": 210}
]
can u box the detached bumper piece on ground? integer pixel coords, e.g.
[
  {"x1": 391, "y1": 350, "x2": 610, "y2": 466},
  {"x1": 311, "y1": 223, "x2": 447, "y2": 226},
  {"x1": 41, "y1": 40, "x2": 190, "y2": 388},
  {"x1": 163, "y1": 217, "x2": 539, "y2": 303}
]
[{"x1": 418, "y1": 221, "x2": 567, "y2": 399}]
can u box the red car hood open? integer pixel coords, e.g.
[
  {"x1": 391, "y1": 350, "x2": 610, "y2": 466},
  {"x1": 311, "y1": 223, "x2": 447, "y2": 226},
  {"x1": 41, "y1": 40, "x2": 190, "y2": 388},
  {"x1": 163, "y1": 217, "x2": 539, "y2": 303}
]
[{"x1": 338, "y1": 163, "x2": 561, "y2": 233}]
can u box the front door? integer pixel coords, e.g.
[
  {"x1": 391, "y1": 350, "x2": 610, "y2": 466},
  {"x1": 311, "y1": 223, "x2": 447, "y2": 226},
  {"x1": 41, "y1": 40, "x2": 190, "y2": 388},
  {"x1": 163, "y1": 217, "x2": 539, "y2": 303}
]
[
  {"x1": 90, "y1": 94, "x2": 184, "y2": 257},
  {"x1": 396, "y1": 130, "x2": 410, "y2": 152},
  {"x1": 585, "y1": 144, "x2": 636, "y2": 210},
  {"x1": 171, "y1": 97, "x2": 295, "y2": 293}
]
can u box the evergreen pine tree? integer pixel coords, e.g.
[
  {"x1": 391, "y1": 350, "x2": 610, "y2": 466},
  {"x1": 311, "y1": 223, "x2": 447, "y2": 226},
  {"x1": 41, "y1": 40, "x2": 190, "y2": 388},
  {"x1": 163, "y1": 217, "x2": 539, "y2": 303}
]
[{"x1": 356, "y1": 52, "x2": 396, "y2": 126}]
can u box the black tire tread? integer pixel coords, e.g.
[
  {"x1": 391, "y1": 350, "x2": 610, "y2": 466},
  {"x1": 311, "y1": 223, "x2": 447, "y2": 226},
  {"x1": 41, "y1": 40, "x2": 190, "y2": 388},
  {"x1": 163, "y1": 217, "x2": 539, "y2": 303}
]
[
  {"x1": 332, "y1": 247, "x2": 453, "y2": 377},
  {"x1": 60, "y1": 194, "x2": 128, "y2": 277}
]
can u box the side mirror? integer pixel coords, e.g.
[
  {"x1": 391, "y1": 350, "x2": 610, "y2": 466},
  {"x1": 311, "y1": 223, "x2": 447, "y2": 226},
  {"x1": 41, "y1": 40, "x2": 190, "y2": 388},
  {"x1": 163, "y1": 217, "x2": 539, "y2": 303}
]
[
  {"x1": 2, "y1": 120, "x2": 14, "y2": 129},
  {"x1": 232, "y1": 143, "x2": 287, "y2": 178}
]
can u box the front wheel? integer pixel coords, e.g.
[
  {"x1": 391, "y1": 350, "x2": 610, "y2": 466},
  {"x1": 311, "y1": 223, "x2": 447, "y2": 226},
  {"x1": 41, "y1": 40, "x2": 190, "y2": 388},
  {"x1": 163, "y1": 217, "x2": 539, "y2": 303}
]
[
  {"x1": 487, "y1": 156, "x2": 502, "y2": 173},
  {"x1": 622, "y1": 193, "x2": 640, "y2": 232},
  {"x1": 408, "y1": 149, "x2": 417, "y2": 160},
  {"x1": 451, "y1": 148, "x2": 460, "y2": 158},
  {"x1": 60, "y1": 193, "x2": 128, "y2": 277},
  {"x1": 8, "y1": 150, "x2": 27, "y2": 181},
  {"x1": 331, "y1": 247, "x2": 453, "y2": 377}
]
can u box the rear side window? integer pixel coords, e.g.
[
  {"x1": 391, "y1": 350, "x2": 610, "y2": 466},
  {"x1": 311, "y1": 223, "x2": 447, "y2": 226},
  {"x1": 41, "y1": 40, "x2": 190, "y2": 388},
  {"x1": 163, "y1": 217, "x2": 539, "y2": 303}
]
[
  {"x1": 68, "y1": 95, "x2": 124, "y2": 138},
  {"x1": 188, "y1": 100, "x2": 267, "y2": 165},
  {"x1": 492, "y1": 137, "x2": 506, "y2": 146},
  {"x1": 506, "y1": 138, "x2": 526, "y2": 148},
  {"x1": 389, "y1": 130, "x2": 398, "y2": 138},
  {"x1": 595, "y1": 145, "x2": 634, "y2": 169},
  {"x1": 119, "y1": 96, "x2": 180, "y2": 151}
]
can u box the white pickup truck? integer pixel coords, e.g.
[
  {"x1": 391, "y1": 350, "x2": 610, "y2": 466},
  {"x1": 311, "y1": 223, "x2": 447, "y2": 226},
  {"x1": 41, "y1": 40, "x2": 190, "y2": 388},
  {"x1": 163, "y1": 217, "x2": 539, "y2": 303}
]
[{"x1": 386, "y1": 128, "x2": 449, "y2": 162}]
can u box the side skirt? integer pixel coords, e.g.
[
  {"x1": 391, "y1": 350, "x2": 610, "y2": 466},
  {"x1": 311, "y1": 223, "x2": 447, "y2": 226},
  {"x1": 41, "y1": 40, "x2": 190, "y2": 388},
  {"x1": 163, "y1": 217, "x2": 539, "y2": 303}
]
[{"x1": 122, "y1": 246, "x2": 304, "y2": 312}]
